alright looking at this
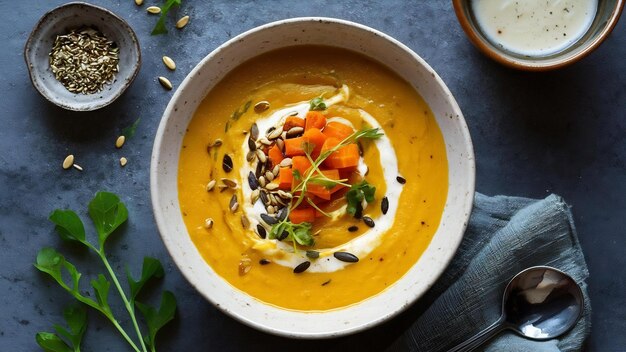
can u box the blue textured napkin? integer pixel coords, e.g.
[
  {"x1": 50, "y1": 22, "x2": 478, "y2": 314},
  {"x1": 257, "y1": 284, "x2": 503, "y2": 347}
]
[{"x1": 389, "y1": 193, "x2": 591, "y2": 352}]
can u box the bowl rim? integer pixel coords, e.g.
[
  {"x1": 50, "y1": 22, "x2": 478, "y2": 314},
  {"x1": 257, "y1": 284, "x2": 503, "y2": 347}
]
[
  {"x1": 150, "y1": 17, "x2": 475, "y2": 338},
  {"x1": 452, "y1": 0, "x2": 625, "y2": 71},
  {"x1": 23, "y1": 1, "x2": 142, "y2": 111}
]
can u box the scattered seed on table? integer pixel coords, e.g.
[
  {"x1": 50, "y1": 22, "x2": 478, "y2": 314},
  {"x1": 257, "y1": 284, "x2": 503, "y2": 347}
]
[
  {"x1": 119, "y1": 157, "x2": 128, "y2": 167},
  {"x1": 293, "y1": 261, "x2": 311, "y2": 274},
  {"x1": 256, "y1": 224, "x2": 267, "y2": 239},
  {"x1": 334, "y1": 252, "x2": 359, "y2": 263},
  {"x1": 72, "y1": 164, "x2": 83, "y2": 171},
  {"x1": 115, "y1": 135, "x2": 125, "y2": 148},
  {"x1": 222, "y1": 154, "x2": 233, "y2": 172},
  {"x1": 158, "y1": 76, "x2": 173, "y2": 90},
  {"x1": 175, "y1": 15, "x2": 190, "y2": 29},
  {"x1": 396, "y1": 176, "x2": 406, "y2": 184},
  {"x1": 348, "y1": 226, "x2": 358, "y2": 232},
  {"x1": 146, "y1": 6, "x2": 161, "y2": 14},
  {"x1": 363, "y1": 216, "x2": 375, "y2": 228},
  {"x1": 135, "y1": 0, "x2": 143, "y2": 5},
  {"x1": 162, "y1": 56, "x2": 176, "y2": 70},
  {"x1": 381, "y1": 196, "x2": 389, "y2": 214},
  {"x1": 62, "y1": 154, "x2": 74, "y2": 169}
]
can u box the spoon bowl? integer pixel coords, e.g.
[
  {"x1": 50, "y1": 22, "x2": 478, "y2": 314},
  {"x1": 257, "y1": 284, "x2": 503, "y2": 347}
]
[{"x1": 449, "y1": 266, "x2": 584, "y2": 352}]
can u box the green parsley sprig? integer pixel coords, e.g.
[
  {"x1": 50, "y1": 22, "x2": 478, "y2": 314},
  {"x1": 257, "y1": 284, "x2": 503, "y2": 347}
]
[
  {"x1": 346, "y1": 180, "x2": 376, "y2": 217},
  {"x1": 35, "y1": 192, "x2": 176, "y2": 352},
  {"x1": 151, "y1": 0, "x2": 182, "y2": 35}
]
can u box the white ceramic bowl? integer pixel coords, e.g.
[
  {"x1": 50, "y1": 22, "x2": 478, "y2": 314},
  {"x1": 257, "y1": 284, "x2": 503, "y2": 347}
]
[{"x1": 151, "y1": 18, "x2": 475, "y2": 338}]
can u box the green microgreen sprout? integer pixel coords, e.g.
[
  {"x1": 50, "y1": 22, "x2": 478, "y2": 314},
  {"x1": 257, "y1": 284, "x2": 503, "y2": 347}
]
[
  {"x1": 35, "y1": 192, "x2": 176, "y2": 352},
  {"x1": 309, "y1": 96, "x2": 326, "y2": 111}
]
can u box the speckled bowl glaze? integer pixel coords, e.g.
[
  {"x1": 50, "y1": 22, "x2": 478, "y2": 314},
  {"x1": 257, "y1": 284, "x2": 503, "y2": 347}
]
[
  {"x1": 24, "y1": 2, "x2": 141, "y2": 111},
  {"x1": 151, "y1": 18, "x2": 475, "y2": 338},
  {"x1": 453, "y1": 0, "x2": 624, "y2": 71}
]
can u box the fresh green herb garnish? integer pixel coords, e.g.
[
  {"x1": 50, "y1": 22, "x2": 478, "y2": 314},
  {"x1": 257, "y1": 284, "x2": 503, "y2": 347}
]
[
  {"x1": 346, "y1": 180, "x2": 376, "y2": 216},
  {"x1": 36, "y1": 305, "x2": 87, "y2": 352},
  {"x1": 309, "y1": 97, "x2": 326, "y2": 111},
  {"x1": 269, "y1": 127, "x2": 383, "y2": 250},
  {"x1": 35, "y1": 192, "x2": 176, "y2": 352},
  {"x1": 151, "y1": 0, "x2": 182, "y2": 35},
  {"x1": 225, "y1": 100, "x2": 252, "y2": 132},
  {"x1": 122, "y1": 117, "x2": 141, "y2": 139}
]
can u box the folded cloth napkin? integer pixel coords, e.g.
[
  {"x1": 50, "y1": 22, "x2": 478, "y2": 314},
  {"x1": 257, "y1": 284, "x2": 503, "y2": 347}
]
[{"x1": 389, "y1": 193, "x2": 591, "y2": 352}]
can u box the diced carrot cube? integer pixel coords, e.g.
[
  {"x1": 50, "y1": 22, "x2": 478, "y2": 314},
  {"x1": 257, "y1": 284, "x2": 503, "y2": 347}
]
[
  {"x1": 268, "y1": 144, "x2": 284, "y2": 167},
  {"x1": 305, "y1": 111, "x2": 326, "y2": 131},
  {"x1": 302, "y1": 128, "x2": 327, "y2": 158},
  {"x1": 323, "y1": 121, "x2": 354, "y2": 141},
  {"x1": 324, "y1": 143, "x2": 360, "y2": 169},
  {"x1": 278, "y1": 167, "x2": 293, "y2": 189},
  {"x1": 289, "y1": 208, "x2": 316, "y2": 224},
  {"x1": 284, "y1": 136, "x2": 306, "y2": 156},
  {"x1": 291, "y1": 156, "x2": 312, "y2": 178}
]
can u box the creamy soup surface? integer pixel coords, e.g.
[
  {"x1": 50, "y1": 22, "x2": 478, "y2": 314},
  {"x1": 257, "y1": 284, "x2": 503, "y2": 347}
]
[{"x1": 178, "y1": 46, "x2": 448, "y2": 311}]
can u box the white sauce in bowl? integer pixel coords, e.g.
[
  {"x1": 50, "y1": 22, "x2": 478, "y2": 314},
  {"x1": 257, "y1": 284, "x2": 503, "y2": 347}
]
[{"x1": 472, "y1": 0, "x2": 597, "y2": 56}]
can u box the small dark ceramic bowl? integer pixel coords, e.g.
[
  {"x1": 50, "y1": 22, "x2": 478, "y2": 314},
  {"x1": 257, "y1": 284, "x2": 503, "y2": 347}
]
[
  {"x1": 453, "y1": 0, "x2": 624, "y2": 71},
  {"x1": 24, "y1": 2, "x2": 141, "y2": 111}
]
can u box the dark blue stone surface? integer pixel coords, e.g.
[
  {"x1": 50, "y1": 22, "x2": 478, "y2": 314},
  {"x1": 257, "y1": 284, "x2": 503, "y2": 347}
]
[{"x1": 1, "y1": 1, "x2": 624, "y2": 351}]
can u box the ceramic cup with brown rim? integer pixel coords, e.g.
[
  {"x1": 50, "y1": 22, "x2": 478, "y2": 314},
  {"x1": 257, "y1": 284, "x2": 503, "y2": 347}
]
[{"x1": 453, "y1": 0, "x2": 624, "y2": 71}]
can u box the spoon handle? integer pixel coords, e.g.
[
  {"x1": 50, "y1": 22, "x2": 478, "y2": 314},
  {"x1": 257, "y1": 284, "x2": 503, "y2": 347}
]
[{"x1": 447, "y1": 317, "x2": 505, "y2": 352}]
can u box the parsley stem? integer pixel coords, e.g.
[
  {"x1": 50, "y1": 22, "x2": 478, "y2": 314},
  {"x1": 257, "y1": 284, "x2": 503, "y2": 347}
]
[{"x1": 98, "y1": 250, "x2": 147, "y2": 352}]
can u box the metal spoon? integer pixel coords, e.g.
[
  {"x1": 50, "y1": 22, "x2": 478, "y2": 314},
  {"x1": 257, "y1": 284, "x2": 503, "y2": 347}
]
[{"x1": 448, "y1": 266, "x2": 584, "y2": 352}]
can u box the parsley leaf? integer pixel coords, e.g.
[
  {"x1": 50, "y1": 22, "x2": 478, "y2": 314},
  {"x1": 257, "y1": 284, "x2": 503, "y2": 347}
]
[
  {"x1": 88, "y1": 192, "x2": 128, "y2": 248},
  {"x1": 36, "y1": 305, "x2": 87, "y2": 352},
  {"x1": 269, "y1": 221, "x2": 314, "y2": 246},
  {"x1": 136, "y1": 291, "x2": 177, "y2": 351},
  {"x1": 122, "y1": 118, "x2": 141, "y2": 139},
  {"x1": 346, "y1": 181, "x2": 377, "y2": 216},
  {"x1": 151, "y1": 0, "x2": 182, "y2": 35},
  {"x1": 309, "y1": 97, "x2": 326, "y2": 111}
]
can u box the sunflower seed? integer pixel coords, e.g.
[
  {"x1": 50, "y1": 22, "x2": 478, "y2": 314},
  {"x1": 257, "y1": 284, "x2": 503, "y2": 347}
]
[
  {"x1": 277, "y1": 190, "x2": 292, "y2": 199},
  {"x1": 275, "y1": 196, "x2": 286, "y2": 206},
  {"x1": 334, "y1": 252, "x2": 359, "y2": 263},
  {"x1": 62, "y1": 154, "x2": 74, "y2": 169},
  {"x1": 255, "y1": 161, "x2": 264, "y2": 178},
  {"x1": 363, "y1": 216, "x2": 375, "y2": 228},
  {"x1": 281, "y1": 131, "x2": 287, "y2": 139},
  {"x1": 259, "y1": 259, "x2": 270, "y2": 265},
  {"x1": 119, "y1": 157, "x2": 128, "y2": 167},
  {"x1": 135, "y1": 0, "x2": 143, "y2": 5},
  {"x1": 381, "y1": 196, "x2": 389, "y2": 215},
  {"x1": 277, "y1": 207, "x2": 287, "y2": 221},
  {"x1": 250, "y1": 189, "x2": 260, "y2": 204},
  {"x1": 241, "y1": 215, "x2": 250, "y2": 229},
  {"x1": 254, "y1": 100, "x2": 270, "y2": 113},
  {"x1": 255, "y1": 150, "x2": 267, "y2": 163},
  {"x1": 221, "y1": 178, "x2": 237, "y2": 188},
  {"x1": 218, "y1": 185, "x2": 229, "y2": 192},
  {"x1": 266, "y1": 126, "x2": 276, "y2": 134},
  {"x1": 259, "y1": 137, "x2": 272, "y2": 146},
  {"x1": 248, "y1": 171, "x2": 259, "y2": 190},
  {"x1": 287, "y1": 127, "x2": 304, "y2": 137},
  {"x1": 158, "y1": 76, "x2": 172, "y2": 90},
  {"x1": 222, "y1": 154, "x2": 233, "y2": 172},
  {"x1": 265, "y1": 183, "x2": 278, "y2": 191},
  {"x1": 268, "y1": 193, "x2": 278, "y2": 205},
  {"x1": 396, "y1": 176, "x2": 406, "y2": 184},
  {"x1": 247, "y1": 136, "x2": 256, "y2": 151},
  {"x1": 211, "y1": 139, "x2": 223, "y2": 148},
  {"x1": 260, "y1": 190, "x2": 269, "y2": 205},
  {"x1": 115, "y1": 135, "x2": 125, "y2": 148},
  {"x1": 279, "y1": 158, "x2": 292, "y2": 167},
  {"x1": 348, "y1": 226, "x2": 358, "y2": 232},
  {"x1": 229, "y1": 194, "x2": 238, "y2": 213},
  {"x1": 267, "y1": 205, "x2": 275, "y2": 215},
  {"x1": 256, "y1": 224, "x2": 267, "y2": 239},
  {"x1": 204, "y1": 218, "x2": 214, "y2": 229},
  {"x1": 162, "y1": 56, "x2": 176, "y2": 70},
  {"x1": 206, "y1": 179, "x2": 216, "y2": 191},
  {"x1": 73, "y1": 164, "x2": 83, "y2": 171},
  {"x1": 275, "y1": 138, "x2": 284, "y2": 151},
  {"x1": 293, "y1": 261, "x2": 311, "y2": 274},
  {"x1": 250, "y1": 123, "x2": 259, "y2": 140},
  {"x1": 147, "y1": 6, "x2": 161, "y2": 14},
  {"x1": 278, "y1": 230, "x2": 288, "y2": 241},
  {"x1": 265, "y1": 171, "x2": 274, "y2": 182},
  {"x1": 258, "y1": 176, "x2": 266, "y2": 188},
  {"x1": 175, "y1": 15, "x2": 190, "y2": 29},
  {"x1": 272, "y1": 165, "x2": 280, "y2": 176},
  {"x1": 267, "y1": 126, "x2": 283, "y2": 140},
  {"x1": 306, "y1": 250, "x2": 320, "y2": 259},
  {"x1": 260, "y1": 213, "x2": 277, "y2": 225},
  {"x1": 246, "y1": 151, "x2": 256, "y2": 162}
]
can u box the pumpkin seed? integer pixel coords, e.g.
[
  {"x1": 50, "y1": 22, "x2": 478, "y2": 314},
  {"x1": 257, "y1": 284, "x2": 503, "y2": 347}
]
[
  {"x1": 72, "y1": 164, "x2": 83, "y2": 171},
  {"x1": 204, "y1": 218, "x2": 214, "y2": 229},
  {"x1": 286, "y1": 127, "x2": 304, "y2": 138},
  {"x1": 275, "y1": 138, "x2": 284, "y2": 151},
  {"x1": 348, "y1": 226, "x2": 358, "y2": 232},
  {"x1": 259, "y1": 137, "x2": 272, "y2": 146},
  {"x1": 250, "y1": 123, "x2": 259, "y2": 140},
  {"x1": 175, "y1": 15, "x2": 190, "y2": 29},
  {"x1": 221, "y1": 178, "x2": 237, "y2": 188},
  {"x1": 293, "y1": 261, "x2": 311, "y2": 274},
  {"x1": 115, "y1": 135, "x2": 125, "y2": 148},
  {"x1": 222, "y1": 154, "x2": 233, "y2": 172},
  {"x1": 119, "y1": 157, "x2": 128, "y2": 167},
  {"x1": 158, "y1": 76, "x2": 172, "y2": 90},
  {"x1": 267, "y1": 126, "x2": 283, "y2": 140},
  {"x1": 265, "y1": 183, "x2": 278, "y2": 191},
  {"x1": 206, "y1": 179, "x2": 216, "y2": 192},
  {"x1": 268, "y1": 193, "x2": 278, "y2": 205},
  {"x1": 281, "y1": 131, "x2": 287, "y2": 139},
  {"x1": 396, "y1": 176, "x2": 406, "y2": 184},
  {"x1": 267, "y1": 205, "x2": 275, "y2": 215},
  {"x1": 248, "y1": 171, "x2": 259, "y2": 190},
  {"x1": 247, "y1": 136, "x2": 256, "y2": 152},
  {"x1": 241, "y1": 215, "x2": 250, "y2": 229},
  {"x1": 218, "y1": 185, "x2": 229, "y2": 193},
  {"x1": 272, "y1": 165, "x2": 280, "y2": 176},
  {"x1": 135, "y1": 0, "x2": 143, "y2": 5},
  {"x1": 260, "y1": 213, "x2": 277, "y2": 225},
  {"x1": 334, "y1": 252, "x2": 359, "y2": 263},
  {"x1": 147, "y1": 6, "x2": 161, "y2": 14},
  {"x1": 363, "y1": 216, "x2": 375, "y2": 228},
  {"x1": 255, "y1": 150, "x2": 267, "y2": 163},
  {"x1": 250, "y1": 189, "x2": 260, "y2": 204},
  {"x1": 62, "y1": 154, "x2": 74, "y2": 169},
  {"x1": 254, "y1": 100, "x2": 270, "y2": 113},
  {"x1": 279, "y1": 158, "x2": 292, "y2": 167},
  {"x1": 381, "y1": 196, "x2": 389, "y2": 214},
  {"x1": 306, "y1": 250, "x2": 320, "y2": 259},
  {"x1": 258, "y1": 176, "x2": 266, "y2": 188},
  {"x1": 162, "y1": 56, "x2": 176, "y2": 70},
  {"x1": 265, "y1": 171, "x2": 274, "y2": 182},
  {"x1": 256, "y1": 224, "x2": 267, "y2": 239},
  {"x1": 229, "y1": 194, "x2": 238, "y2": 213},
  {"x1": 246, "y1": 151, "x2": 256, "y2": 162},
  {"x1": 277, "y1": 190, "x2": 292, "y2": 199}
]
